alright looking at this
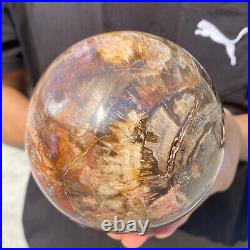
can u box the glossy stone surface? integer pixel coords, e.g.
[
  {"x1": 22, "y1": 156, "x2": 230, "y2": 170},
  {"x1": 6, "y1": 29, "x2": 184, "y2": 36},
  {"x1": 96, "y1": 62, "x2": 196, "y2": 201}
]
[{"x1": 25, "y1": 31, "x2": 224, "y2": 233}]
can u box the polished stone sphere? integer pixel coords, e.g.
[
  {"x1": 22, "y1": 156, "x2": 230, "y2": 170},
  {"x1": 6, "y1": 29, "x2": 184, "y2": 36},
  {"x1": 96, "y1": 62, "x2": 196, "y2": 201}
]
[{"x1": 25, "y1": 31, "x2": 224, "y2": 233}]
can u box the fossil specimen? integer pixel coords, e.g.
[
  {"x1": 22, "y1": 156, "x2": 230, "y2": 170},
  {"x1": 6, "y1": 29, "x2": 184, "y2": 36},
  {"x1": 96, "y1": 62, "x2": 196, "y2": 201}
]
[{"x1": 25, "y1": 31, "x2": 224, "y2": 233}]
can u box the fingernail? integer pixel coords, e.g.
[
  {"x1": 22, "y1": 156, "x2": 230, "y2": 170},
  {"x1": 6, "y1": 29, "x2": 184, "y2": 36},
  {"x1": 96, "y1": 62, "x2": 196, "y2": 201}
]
[
  {"x1": 155, "y1": 229, "x2": 176, "y2": 239},
  {"x1": 155, "y1": 232, "x2": 173, "y2": 239},
  {"x1": 122, "y1": 234, "x2": 152, "y2": 248},
  {"x1": 107, "y1": 233, "x2": 123, "y2": 240}
]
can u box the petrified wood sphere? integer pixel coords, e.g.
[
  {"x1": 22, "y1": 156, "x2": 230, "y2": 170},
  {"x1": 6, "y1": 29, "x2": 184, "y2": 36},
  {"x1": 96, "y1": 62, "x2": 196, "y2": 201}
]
[{"x1": 25, "y1": 31, "x2": 224, "y2": 232}]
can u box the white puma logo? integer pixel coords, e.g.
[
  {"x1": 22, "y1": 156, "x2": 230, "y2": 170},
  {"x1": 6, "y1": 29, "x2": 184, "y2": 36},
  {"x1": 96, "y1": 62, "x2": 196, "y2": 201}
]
[{"x1": 195, "y1": 19, "x2": 248, "y2": 66}]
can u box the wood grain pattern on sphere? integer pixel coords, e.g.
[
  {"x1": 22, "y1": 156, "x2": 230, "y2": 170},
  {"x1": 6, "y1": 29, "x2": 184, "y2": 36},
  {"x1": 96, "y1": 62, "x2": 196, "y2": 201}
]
[{"x1": 25, "y1": 31, "x2": 224, "y2": 232}]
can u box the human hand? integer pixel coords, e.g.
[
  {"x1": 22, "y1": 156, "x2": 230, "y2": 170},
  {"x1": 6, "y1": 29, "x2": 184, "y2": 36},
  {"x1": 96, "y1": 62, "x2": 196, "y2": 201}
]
[{"x1": 107, "y1": 108, "x2": 242, "y2": 248}]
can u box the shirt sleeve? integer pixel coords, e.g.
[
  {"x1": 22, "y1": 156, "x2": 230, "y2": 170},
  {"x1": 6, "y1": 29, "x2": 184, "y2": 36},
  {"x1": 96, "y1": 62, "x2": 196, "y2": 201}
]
[{"x1": 2, "y1": 3, "x2": 24, "y2": 72}]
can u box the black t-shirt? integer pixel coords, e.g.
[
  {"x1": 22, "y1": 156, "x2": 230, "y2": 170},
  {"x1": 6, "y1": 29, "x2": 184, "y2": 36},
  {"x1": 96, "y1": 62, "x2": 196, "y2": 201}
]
[{"x1": 3, "y1": 2, "x2": 248, "y2": 247}]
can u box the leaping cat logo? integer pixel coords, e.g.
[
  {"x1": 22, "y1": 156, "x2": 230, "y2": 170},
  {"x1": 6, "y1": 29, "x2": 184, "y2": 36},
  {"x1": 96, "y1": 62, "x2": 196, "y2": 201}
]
[{"x1": 195, "y1": 19, "x2": 248, "y2": 66}]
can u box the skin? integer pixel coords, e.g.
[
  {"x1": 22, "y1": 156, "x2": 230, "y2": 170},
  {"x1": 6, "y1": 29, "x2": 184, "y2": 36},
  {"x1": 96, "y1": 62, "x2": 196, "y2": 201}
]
[
  {"x1": 2, "y1": 71, "x2": 248, "y2": 247},
  {"x1": 2, "y1": 71, "x2": 29, "y2": 147}
]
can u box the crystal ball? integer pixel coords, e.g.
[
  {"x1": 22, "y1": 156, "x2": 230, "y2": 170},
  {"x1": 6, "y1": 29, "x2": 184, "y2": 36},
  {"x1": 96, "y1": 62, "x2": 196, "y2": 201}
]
[{"x1": 25, "y1": 31, "x2": 224, "y2": 233}]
